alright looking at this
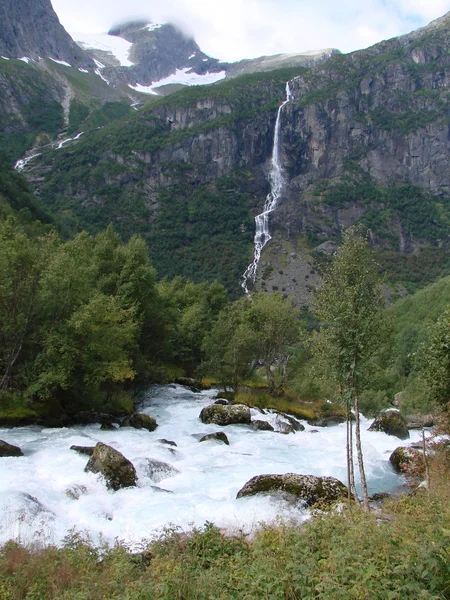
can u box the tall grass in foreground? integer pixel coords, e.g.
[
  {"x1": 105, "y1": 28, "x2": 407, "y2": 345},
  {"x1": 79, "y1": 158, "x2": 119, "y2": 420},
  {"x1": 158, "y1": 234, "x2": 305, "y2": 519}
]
[{"x1": 1, "y1": 457, "x2": 449, "y2": 599}]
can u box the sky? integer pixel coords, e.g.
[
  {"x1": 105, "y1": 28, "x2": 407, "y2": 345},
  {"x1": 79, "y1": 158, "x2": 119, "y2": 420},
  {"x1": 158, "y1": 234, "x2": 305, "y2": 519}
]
[{"x1": 51, "y1": 0, "x2": 450, "y2": 62}]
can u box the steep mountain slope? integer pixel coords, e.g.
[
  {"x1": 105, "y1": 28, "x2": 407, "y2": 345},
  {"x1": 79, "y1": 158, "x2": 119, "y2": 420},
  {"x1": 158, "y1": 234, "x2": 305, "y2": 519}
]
[
  {"x1": 0, "y1": 0, "x2": 92, "y2": 67},
  {"x1": 16, "y1": 10, "x2": 450, "y2": 301}
]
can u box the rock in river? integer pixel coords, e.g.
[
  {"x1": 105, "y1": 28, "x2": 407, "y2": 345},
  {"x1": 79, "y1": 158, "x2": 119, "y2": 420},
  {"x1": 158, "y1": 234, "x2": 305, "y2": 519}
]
[
  {"x1": 369, "y1": 409, "x2": 409, "y2": 440},
  {"x1": 85, "y1": 442, "x2": 137, "y2": 490},
  {"x1": 199, "y1": 432, "x2": 230, "y2": 445},
  {"x1": 121, "y1": 413, "x2": 158, "y2": 432},
  {"x1": 236, "y1": 473, "x2": 348, "y2": 506},
  {"x1": 199, "y1": 404, "x2": 251, "y2": 426},
  {"x1": 0, "y1": 440, "x2": 24, "y2": 457}
]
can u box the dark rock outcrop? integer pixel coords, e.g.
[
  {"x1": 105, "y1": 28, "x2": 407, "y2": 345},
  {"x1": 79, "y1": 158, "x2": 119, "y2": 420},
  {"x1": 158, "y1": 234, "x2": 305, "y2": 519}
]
[
  {"x1": 199, "y1": 404, "x2": 251, "y2": 426},
  {"x1": 158, "y1": 439, "x2": 177, "y2": 447},
  {"x1": 85, "y1": 442, "x2": 137, "y2": 490},
  {"x1": 199, "y1": 432, "x2": 230, "y2": 445},
  {"x1": 71, "y1": 411, "x2": 118, "y2": 427},
  {"x1": 121, "y1": 413, "x2": 158, "y2": 432},
  {"x1": 236, "y1": 473, "x2": 348, "y2": 506},
  {"x1": 0, "y1": 440, "x2": 24, "y2": 457},
  {"x1": 309, "y1": 415, "x2": 346, "y2": 427},
  {"x1": 369, "y1": 409, "x2": 410, "y2": 440}
]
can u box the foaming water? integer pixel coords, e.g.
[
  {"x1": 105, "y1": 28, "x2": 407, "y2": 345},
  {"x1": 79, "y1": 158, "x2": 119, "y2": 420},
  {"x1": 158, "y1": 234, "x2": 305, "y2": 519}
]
[{"x1": 0, "y1": 385, "x2": 421, "y2": 547}]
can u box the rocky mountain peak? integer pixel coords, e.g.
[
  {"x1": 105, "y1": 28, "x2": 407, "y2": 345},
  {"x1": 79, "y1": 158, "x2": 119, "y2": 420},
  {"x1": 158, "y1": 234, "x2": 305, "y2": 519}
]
[{"x1": 0, "y1": 0, "x2": 93, "y2": 67}]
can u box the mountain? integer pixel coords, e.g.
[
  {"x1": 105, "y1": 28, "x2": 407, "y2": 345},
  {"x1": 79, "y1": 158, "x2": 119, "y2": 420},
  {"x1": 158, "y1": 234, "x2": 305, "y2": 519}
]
[
  {"x1": 18, "y1": 11, "x2": 450, "y2": 300},
  {"x1": 0, "y1": 0, "x2": 92, "y2": 67}
]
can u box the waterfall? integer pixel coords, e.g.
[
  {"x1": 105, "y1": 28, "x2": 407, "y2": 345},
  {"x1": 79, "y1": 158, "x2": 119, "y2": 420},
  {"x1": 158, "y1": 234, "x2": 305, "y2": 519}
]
[{"x1": 241, "y1": 81, "x2": 293, "y2": 294}]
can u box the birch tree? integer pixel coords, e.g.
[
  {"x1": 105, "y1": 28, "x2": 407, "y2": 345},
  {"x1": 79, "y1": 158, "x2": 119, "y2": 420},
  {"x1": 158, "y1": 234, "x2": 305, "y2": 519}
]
[{"x1": 312, "y1": 228, "x2": 386, "y2": 510}]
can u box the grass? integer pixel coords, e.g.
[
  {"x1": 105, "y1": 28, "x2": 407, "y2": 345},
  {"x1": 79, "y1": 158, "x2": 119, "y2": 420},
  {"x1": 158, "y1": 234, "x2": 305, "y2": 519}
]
[{"x1": 0, "y1": 456, "x2": 448, "y2": 599}]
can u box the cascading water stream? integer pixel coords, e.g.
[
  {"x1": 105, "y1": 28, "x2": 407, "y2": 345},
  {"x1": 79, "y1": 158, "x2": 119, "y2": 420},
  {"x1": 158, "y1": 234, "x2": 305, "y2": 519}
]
[{"x1": 241, "y1": 81, "x2": 293, "y2": 294}]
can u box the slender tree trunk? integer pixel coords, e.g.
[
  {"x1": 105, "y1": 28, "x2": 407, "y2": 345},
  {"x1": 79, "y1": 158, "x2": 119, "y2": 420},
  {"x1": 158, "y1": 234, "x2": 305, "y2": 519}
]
[
  {"x1": 349, "y1": 411, "x2": 357, "y2": 501},
  {"x1": 422, "y1": 427, "x2": 430, "y2": 495},
  {"x1": 344, "y1": 386, "x2": 351, "y2": 504},
  {"x1": 353, "y1": 376, "x2": 370, "y2": 511}
]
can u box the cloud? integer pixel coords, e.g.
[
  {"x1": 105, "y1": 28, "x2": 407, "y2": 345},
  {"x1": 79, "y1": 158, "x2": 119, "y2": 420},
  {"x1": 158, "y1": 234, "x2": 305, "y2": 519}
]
[{"x1": 51, "y1": 0, "x2": 450, "y2": 61}]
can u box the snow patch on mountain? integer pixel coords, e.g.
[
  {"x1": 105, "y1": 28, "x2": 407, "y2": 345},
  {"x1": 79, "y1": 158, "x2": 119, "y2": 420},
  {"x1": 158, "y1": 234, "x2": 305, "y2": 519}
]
[
  {"x1": 129, "y1": 68, "x2": 226, "y2": 94},
  {"x1": 73, "y1": 32, "x2": 134, "y2": 67},
  {"x1": 48, "y1": 57, "x2": 72, "y2": 67},
  {"x1": 145, "y1": 23, "x2": 166, "y2": 32}
]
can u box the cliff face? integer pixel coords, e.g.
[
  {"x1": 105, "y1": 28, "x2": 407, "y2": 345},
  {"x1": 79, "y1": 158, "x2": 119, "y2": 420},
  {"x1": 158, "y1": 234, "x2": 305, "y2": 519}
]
[
  {"x1": 0, "y1": 0, "x2": 92, "y2": 67},
  {"x1": 21, "y1": 13, "x2": 450, "y2": 299}
]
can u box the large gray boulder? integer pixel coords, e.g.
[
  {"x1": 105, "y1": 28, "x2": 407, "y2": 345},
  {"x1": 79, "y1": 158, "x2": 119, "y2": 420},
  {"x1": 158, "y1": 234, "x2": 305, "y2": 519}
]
[
  {"x1": 140, "y1": 458, "x2": 180, "y2": 483},
  {"x1": 121, "y1": 413, "x2": 158, "y2": 432},
  {"x1": 85, "y1": 442, "x2": 137, "y2": 490},
  {"x1": 236, "y1": 473, "x2": 348, "y2": 506},
  {"x1": 369, "y1": 409, "x2": 409, "y2": 440},
  {"x1": 199, "y1": 404, "x2": 251, "y2": 426},
  {"x1": 0, "y1": 440, "x2": 24, "y2": 457},
  {"x1": 252, "y1": 420, "x2": 275, "y2": 431}
]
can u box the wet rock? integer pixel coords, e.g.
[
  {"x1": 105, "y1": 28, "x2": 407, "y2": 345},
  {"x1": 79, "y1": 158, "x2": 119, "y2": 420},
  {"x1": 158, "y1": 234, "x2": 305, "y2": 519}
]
[
  {"x1": 275, "y1": 418, "x2": 295, "y2": 434},
  {"x1": 310, "y1": 430, "x2": 319, "y2": 434},
  {"x1": 0, "y1": 440, "x2": 24, "y2": 457},
  {"x1": 158, "y1": 439, "x2": 177, "y2": 447},
  {"x1": 236, "y1": 473, "x2": 348, "y2": 506},
  {"x1": 282, "y1": 414, "x2": 305, "y2": 431},
  {"x1": 309, "y1": 415, "x2": 346, "y2": 427},
  {"x1": 121, "y1": 413, "x2": 158, "y2": 432},
  {"x1": 70, "y1": 445, "x2": 95, "y2": 456},
  {"x1": 252, "y1": 419, "x2": 275, "y2": 431},
  {"x1": 199, "y1": 404, "x2": 251, "y2": 426},
  {"x1": 70, "y1": 411, "x2": 117, "y2": 427},
  {"x1": 389, "y1": 446, "x2": 419, "y2": 473},
  {"x1": 65, "y1": 484, "x2": 88, "y2": 500},
  {"x1": 369, "y1": 409, "x2": 409, "y2": 440},
  {"x1": 214, "y1": 399, "x2": 231, "y2": 405},
  {"x1": 199, "y1": 432, "x2": 230, "y2": 445},
  {"x1": 141, "y1": 458, "x2": 180, "y2": 483},
  {"x1": 85, "y1": 442, "x2": 137, "y2": 490},
  {"x1": 405, "y1": 414, "x2": 434, "y2": 428},
  {"x1": 100, "y1": 423, "x2": 117, "y2": 431}
]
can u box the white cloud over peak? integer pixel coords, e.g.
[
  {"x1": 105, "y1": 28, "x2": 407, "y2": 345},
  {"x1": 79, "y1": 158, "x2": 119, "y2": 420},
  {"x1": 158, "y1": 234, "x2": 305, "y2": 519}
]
[{"x1": 51, "y1": 0, "x2": 450, "y2": 61}]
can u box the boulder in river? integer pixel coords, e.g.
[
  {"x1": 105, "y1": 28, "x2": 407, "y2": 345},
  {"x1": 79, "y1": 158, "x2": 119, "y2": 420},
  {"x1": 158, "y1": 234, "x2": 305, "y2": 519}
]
[
  {"x1": 309, "y1": 415, "x2": 346, "y2": 427},
  {"x1": 70, "y1": 411, "x2": 117, "y2": 427},
  {"x1": 158, "y1": 439, "x2": 177, "y2": 447},
  {"x1": 282, "y1": 414, "x2": 305, "y2": 432},
  {"x1": 85, "y1": 442, "x2": 137, "y2": 490},
  {"x1": 121, "y1": 413, "x2": 158, "y2": 432},
  {"x1": 236, "y1": 473, "x2": 348, "y2": 506},
  {"x1": 0, "y1": 440, "x2": 24, "y2": 457},
  {"x1": 369, "y1": 409, "x2": 409, "y2": 440},
  {"x1": 199, "y1": 432, "x2": 230, "y2": 445},
  {"x1": 389, "y1": 446, "x2": 419, "y2": 473},
  {"x1": 252, "y1": 420, "x2": 275, "y2": 432},
  {"x1": 275, "y1": 418, "x2": 295, "y2": 434},
  {"x1": 199, "y1": 404, "x2": 251, "y2": 426}
]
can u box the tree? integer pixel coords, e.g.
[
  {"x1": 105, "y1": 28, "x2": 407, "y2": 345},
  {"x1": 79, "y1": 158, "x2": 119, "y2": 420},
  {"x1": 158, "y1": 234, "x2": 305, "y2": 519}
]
[
  {"x1": 311, "y1": 228, "x2": 386, "y2": 510},
  {"x1": 246, "y1": 293, "x2": 299, "y2": 396},
  {"x1": 419, "y1": 307, "x2": 450, "y2": 410}
]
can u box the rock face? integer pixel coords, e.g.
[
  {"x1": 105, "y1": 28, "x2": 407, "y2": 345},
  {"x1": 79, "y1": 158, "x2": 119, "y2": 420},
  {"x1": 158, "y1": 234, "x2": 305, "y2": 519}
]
[
  {"x1": 0, "y1": 0, "x2": 92, "y2": 66},
  {"x1": 369, "y1": 409, "x2": 410, "y2": 440},
  {"x1": 121, "y1": 413, "x2": 158, "y2": 432},
  {"x1": 199, "y1": 432, "x2": 230, "y2": 445},
  {"x1": 199, "y1": 404, "x2": 251, "y2": 426},
  {"x1": 85, "y1": 442, "x2": 137, "y2": 490},
  {"x1": 0, "y1": 440, "x2": 24, "y2": 457},
  {"x1": 236, "y1": 473, "x2": 348, "y2": 506}
]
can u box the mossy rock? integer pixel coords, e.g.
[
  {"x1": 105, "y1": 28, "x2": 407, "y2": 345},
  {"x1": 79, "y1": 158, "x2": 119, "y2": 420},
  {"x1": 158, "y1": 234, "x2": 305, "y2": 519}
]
[
  {"x1": 369, "y1": 409, "x2": 410, "y2": 440},
  {"x1": 85, "y1": 442, "x2": 137, "y2": 490},
  {"x1": 199, "y1": 432, "x2": 230, "y2": 445},
  {"x1": 199, "y1": 404, "x2": 251, "y2": 426},
  {"x1": 389, "y1": 446, "x2": 419, "y2": 473},
  {"x1": 0, "y1": 440, "x2": 24, "y2": 457},
  {"x1": 236, "y1": 473, "x2": 348, "y2": 506},
  {"x1": 121, "y1": 413, "x2": 158, "y2": 432}
]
